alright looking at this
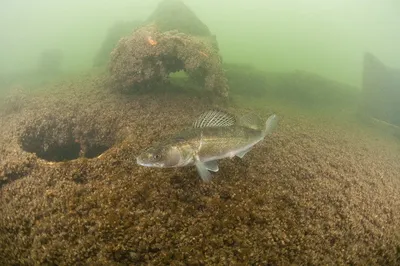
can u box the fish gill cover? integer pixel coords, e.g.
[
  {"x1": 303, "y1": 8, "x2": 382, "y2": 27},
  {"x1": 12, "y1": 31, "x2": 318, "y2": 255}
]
[{"x1": 107, "y1": 0, "x2": 229, "y2": 98}]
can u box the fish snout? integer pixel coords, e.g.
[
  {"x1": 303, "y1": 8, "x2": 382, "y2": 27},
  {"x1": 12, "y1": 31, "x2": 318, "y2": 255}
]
[
  {"x1": 136, "y1": 153, "x2": 152, "y2": 167},
  {"x1": 136, "y1": 151, "x2": 164, "y2": 167}
]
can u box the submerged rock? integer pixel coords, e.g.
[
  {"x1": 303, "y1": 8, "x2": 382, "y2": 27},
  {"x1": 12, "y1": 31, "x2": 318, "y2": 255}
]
[
  {"x1": 108, "y1": 0, "x2": 228, "y2": 98},
  {"x1": 361, "y1": 52, "x2": 400, "y2": 126},
  {"x1": 1, "y1": 73, "x2": 400, "y2": 265},
  {"x1": 144, "y1": 0, "x2": 212, "y2": 37},
  {"x1": 1, "y1": 85, "x2": 27, "y2": 114},
  {"x1": 224, "y1": 63, "x2": 359, "y2": 109}
]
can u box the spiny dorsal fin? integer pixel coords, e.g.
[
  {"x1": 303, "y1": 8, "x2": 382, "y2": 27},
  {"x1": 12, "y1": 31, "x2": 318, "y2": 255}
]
[
  {"x1": 238, "y1": 113, "x2": 263, "y2": 130},
  {"x1": 192, "y1": 110, "x2": 236, "y2": 128}
]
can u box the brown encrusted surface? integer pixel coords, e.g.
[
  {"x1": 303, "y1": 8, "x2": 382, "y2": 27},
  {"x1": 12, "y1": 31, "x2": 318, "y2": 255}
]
[
  {"x1": 1, "y1": 74, "x2": 400, "y2": 265},
  {"x1": 108, "y1": 25, "x2": 228, "y2": 97}
]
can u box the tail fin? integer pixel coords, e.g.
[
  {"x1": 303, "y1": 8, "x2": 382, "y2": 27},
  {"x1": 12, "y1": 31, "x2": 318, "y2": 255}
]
[{"x1": 263, "y1": 114, "x2": 278, "y2": 137}]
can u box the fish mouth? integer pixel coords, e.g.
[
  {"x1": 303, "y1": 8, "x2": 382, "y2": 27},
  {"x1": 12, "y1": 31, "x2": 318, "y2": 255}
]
[
  {"x1": 136, "y1": 157, "x2": 163, "y2": 168},
  {"x1": 136, "y1": 157, "x2": 151, "y2": 167}
]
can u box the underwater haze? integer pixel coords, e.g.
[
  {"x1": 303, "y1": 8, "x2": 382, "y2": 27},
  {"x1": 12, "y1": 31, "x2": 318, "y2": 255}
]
[
  {"x1": 1, "y1": 0, "x2": 399, "y2": 86},
  {"x1": 1, "y1": 0, "x2": 400, "y2": 265}
]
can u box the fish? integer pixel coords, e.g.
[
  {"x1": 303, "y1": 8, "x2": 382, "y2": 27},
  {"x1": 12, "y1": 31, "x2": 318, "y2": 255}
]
[{"x1": 136, "y1": 110, "x2": 278, "y2": 182}]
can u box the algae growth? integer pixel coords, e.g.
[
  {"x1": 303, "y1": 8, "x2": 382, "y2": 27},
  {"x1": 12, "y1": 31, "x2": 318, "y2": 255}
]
[{"x1": 0, "y1": 0, "x2": 400, "y2": 265}]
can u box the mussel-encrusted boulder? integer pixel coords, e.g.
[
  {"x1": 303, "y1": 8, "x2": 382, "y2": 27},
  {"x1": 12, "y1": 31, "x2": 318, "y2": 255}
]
[{"x1": 108, "y1": 0, "x2": 228, "y2": 97}]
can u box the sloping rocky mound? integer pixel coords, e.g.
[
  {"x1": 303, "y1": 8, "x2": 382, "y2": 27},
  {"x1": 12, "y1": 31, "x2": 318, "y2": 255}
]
[
  {"x1": 0, "y1": 73, "x2": 400, "y2": 265},
  {"x1": 108, "y1": 0, "x2": 228, "y2": 97},
  {"x1": 224, "y1": 63, "x2": 359, "y2": 109},
  {"x1": 144, "y1": 0, "x2": 212, "y2": 36}
]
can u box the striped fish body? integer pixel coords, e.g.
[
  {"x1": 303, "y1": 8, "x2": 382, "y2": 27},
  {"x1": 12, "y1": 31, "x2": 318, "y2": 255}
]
[
  {"x1": 137, "y1": 109, "x2": 277, "y2": 182},
  {"x1": 175, "y1": 126, "x2": 264, "y2": 165}
]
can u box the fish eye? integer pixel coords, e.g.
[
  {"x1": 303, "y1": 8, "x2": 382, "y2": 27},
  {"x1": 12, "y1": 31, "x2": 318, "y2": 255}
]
[{"x1": 153, "y1": 154, "x2": 161, "y2": 160}]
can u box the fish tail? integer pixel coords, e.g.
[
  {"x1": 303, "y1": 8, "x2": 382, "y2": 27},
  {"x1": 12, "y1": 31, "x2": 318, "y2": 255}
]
[{"x1": 263, "y1": 114, "x2": 278, "y2": 137}]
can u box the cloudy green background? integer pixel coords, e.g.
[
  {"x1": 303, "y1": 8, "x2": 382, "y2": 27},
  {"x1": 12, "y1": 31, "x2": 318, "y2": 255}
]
[{"x1": 1, "y1": 0, "x2": 399, "y2": 86}]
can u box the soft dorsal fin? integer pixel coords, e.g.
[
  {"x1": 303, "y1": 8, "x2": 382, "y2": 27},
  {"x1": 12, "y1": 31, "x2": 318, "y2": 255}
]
[
  {"x1": 192, "y1": 110, "x2": 236, "y2": 128},
  {"x1": 238, "y1": 113, "x2": 263, "y2": 130}
]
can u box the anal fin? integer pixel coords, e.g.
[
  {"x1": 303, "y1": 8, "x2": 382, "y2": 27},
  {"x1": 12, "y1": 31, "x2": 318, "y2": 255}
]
[{"x1": 236, "y1": 148, "x2": 252, "y2": 159}]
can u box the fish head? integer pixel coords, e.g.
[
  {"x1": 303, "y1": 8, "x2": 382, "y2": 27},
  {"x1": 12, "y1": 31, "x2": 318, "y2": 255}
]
[{"x1": 136, "y1": 143, "x2": 182, "y2": 168}]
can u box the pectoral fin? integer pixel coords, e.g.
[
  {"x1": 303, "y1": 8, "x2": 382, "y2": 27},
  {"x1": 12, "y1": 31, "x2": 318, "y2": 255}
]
[
  {"x1": 204, "y1": 160, "x2": 219, "y2": 172},
  {"x1": 195, "y1": 161, "x2": 212, "y2": 182}
]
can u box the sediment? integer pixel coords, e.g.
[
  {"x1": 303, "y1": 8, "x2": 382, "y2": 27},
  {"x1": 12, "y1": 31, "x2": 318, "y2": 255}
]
[{"x1": 0, "y1": 74, "x2": 399, "y2": 265}]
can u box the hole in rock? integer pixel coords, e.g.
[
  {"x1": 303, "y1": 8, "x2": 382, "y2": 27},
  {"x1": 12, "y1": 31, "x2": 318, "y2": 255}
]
[
  {"x1": 85, "y1": 144, "x2": 110, "y2": 159},
  {"x1": 20, "y1": 119, "x2": 114, "y2": 162}
]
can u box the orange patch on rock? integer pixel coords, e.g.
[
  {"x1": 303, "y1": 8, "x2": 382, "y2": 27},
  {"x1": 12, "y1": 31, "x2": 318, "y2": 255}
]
[{"x1": 147, "y1": 36, "x2": 157, "y2": 46}]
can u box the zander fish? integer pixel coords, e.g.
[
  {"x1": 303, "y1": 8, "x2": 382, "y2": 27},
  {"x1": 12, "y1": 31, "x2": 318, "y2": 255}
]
[{"x1": 137, "y1": 110, "x2": 278, "y2": 182}]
